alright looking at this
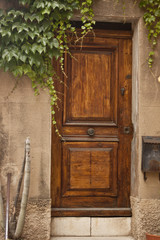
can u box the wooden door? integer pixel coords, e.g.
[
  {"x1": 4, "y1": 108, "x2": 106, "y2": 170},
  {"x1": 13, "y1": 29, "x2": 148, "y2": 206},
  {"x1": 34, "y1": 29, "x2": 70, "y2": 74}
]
[{"x1": 51, "y1": 29, "x2": 133, "y2": 217}]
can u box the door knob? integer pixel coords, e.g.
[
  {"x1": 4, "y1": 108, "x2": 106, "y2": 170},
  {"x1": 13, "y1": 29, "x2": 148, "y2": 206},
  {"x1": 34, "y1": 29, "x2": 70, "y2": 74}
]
[{"x1": 87, "y1": 128, "x2": 95, "y2": 136}]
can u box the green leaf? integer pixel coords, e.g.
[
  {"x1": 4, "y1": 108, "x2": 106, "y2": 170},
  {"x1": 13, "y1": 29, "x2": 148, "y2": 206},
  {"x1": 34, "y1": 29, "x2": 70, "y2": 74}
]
[
  {"x1": 45, "y1": 32, "x2": 54, "y2": 39},
  {"x1": 22, "y1": 64, "x2": 32, "y2": 74},
  {"x1": 52, "y1": 38, "x2": 59, "y2": 48},
  {"x1": 2, "y1": 49, "x2": 9, "y2": 60},
  {"x1": 38, "y1": 45, "x2": 46, "y2": 54},
  {"x1": 19, "y1": 54, "x2": 27, "y2": 63},
  {"x1": 1, "y1": 29, "x2": 11, "y2": 37},
  {"x1": 12, "y1": 66, "x2": 23, "y2": 77},
  {"x1": 36, "y1": 2, "x2": 45, "y2": 8},
  {"x1": 52, "y1": 48, "x2": 60, "y2": 59},
  {"x1": 41, "y1": 37, "x2": 48, "y2": 46},
  {"x1": 51, "y1": 1, "x2": 60, "y2": 9},
  {"x1": 28, "y1": 31, "x2": 35, "y2": 40},
  {"x1": 22, "y1": 43, "x2": 31, "y2": 54},
  {"x1": 31, "y1": 43, "x2": 38, "y2": 54},
  {"x1": 0, "y1": 9, "x2": 4, "y2": 18},
  {"x1": 42, "y1": 8, "x2": 51, "y2": 15}
]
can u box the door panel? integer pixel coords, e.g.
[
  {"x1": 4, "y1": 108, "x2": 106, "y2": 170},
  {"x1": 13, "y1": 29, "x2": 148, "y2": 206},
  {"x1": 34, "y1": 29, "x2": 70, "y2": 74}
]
[
  {"x1": 51, "y1": 30, "x2": 132, "y2": 217},
  {"x1": 64, "y1": 39, "x2": 118, "y2": 126},
  {"x1": 62, "y1": 142, "x2": 118, "y2": 198}
]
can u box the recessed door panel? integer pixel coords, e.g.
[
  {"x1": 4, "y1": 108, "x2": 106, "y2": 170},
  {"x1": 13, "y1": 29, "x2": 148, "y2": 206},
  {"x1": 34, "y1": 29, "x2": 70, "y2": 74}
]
[
  {"x1": 62, "y1": 142, "x2": 118, "y2": 198},
  {"x1": 63, "y1": 47, "x2": 118, "y2": 126},
  {"x1": 63, "y1": 39, "x2": 118, "y2": 126}
]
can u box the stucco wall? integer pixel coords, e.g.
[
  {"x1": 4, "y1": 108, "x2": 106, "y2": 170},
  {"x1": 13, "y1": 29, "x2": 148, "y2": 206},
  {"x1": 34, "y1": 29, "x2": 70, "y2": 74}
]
[
  {"x1": 131, "y1": 15, "x2": 160, "y2": 240},
  {"x1": 0, "y1": 71, "x2": 51, "y2": 239},
  {"x1": 131, "y1": 197, "x2": 160, "y2": 240}
]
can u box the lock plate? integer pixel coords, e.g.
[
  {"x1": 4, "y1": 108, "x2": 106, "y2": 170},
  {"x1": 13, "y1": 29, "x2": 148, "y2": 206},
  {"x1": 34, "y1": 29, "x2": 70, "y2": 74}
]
[{"x1": 124, "y1": 126, "x2": 130, "y2": 134}]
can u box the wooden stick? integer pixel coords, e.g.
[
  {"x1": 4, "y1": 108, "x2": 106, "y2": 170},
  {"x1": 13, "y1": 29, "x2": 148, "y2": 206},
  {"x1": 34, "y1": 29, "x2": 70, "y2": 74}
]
[
  {"x1": 0, "y1": 177, "x2": 4, "y2": 231},
  {"x1": 5, "y1": 173, "x2": 11, "y2": 240},
  {"x1": 9, "y1": 149, "x2": 26, "y2": 236},
  {"x1": 14, "y1": 137, "x2": 30, "y2": 239}
]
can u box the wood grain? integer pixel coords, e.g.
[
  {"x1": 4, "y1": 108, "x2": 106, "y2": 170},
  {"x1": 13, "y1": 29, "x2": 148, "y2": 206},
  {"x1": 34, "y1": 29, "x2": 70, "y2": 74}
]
[
  {"x1": 51, "y1": 29, "x2": 132, "y2": 216},
  {"x1": 62, "y1": 142, "x2": 118, "y2": 199}
]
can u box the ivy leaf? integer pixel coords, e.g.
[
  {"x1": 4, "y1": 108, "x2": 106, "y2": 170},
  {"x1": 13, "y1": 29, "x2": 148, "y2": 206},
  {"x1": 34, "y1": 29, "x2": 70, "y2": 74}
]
[
  {"x1": 155, "y1": 9, "x2": 160, "y2": 17},
  {"x1": 22, "y1": 64, "x2": 32, "y2": 75},
  {"x1": 12, "y1": 22, "x2": 21, "y2": 31},
  {"x1": 38, "y1": 45, "x2": 46, "y2": 54},
  {"x1": 12, "y1": 66, "x2": 23, "y2": 77},
  {"x1": 1, "y1": 29, "x2": 11, "y2": 37},
  {"x1": 52, "y1": 48, "x2": 60, "y2": 59},
  {"x1": 34, "y1": 54, "x2": 43, "y2": 66},
  {"x1": 22, "y1": 43, "x2": 31, "y2": 54},
  {"x1": 31, "y1": 43, "x2": 38, "y2": 54},
  {"x1": 19, "y1": 54, "x2": 27, "y2": 63},
  {"x1": 51, "y1": 2, "x2": 60, "y2": 9},
  {"x1": 42, "y1": 8, "x2": 51, "y2": 15},
  {"x1": 8, "y1": 10, "x2": 24, "y2": 18},
  {"x1": 36, "y1": 2, "x2": 45, "y2": 8},
  {"x1": 41, "y1": 37, "x2": 48, "y2": 46},
  {"x1": 28, "y1": 31, "x2": 35, "y2": 40},
  {"x1": 2, "y1": 49, "x2": 9, "y2": 60},
  {"x1": 29, "y1": 13, "x2": 39, "y2": 22},
  {"x1": 0, "y1": 9, "x2": 4, "y2": 18},
  {"x1": 28, "y1": 57, "x2": 34, "y2": 66},
  {"x1": 45, "y1": 32, "x2": 54, "y2": 39},
  {"x1": 52, "y1": 38, "x2": 59, "y2": 48}
]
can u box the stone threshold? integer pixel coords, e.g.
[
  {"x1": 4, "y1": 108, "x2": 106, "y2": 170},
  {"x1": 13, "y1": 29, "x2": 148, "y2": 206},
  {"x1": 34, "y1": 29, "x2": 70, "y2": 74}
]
[{"x1": 51, "y1": 237, "x2": 134, "y2": 240}]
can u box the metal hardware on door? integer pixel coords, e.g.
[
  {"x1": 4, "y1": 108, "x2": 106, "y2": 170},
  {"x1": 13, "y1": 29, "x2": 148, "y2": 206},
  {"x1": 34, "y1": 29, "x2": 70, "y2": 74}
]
[
  {"x1": 124, "y1": 126, "x2": 130, "y2": 134},
  {"x1": 87, "y1": 128, "x2": 95, "y2": 136},
  {"x1": 121, "y1": 87, "x2": 125, "y2": 96},
  {"x1": 126, "y1": 74, "x2": 132, "y2": 79}
]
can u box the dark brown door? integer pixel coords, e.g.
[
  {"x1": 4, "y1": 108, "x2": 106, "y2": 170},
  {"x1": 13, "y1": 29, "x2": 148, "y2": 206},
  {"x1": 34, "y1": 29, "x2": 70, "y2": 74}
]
[{"x1": 51, "y1": 29, "x2": 133, "y2": 217}]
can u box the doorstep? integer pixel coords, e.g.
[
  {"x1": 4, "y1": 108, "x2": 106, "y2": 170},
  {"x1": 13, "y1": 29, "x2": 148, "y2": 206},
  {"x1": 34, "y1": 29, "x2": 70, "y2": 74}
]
[
  {"x1": 51, "y1": 217, "x2": 131, "y2": 237},
  {"x1": 51, "y1": 237, "x2": 134, "y2": 240}
]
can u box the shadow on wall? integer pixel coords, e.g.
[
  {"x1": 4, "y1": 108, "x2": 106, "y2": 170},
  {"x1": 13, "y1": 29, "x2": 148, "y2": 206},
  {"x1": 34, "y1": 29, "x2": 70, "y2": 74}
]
[{"x1": 0, "y1": 114, "x2": 8, "y2": 165}]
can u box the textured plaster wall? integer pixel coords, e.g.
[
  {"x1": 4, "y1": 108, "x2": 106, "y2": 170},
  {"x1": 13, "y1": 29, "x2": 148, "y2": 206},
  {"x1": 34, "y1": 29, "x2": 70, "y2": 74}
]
[
  {"x1": 131, "y1": 16, "x2": 160, "y2": 240},
  {"x1": 0, "y1": 71, "x2": 51, "y2": 239},
  {"x1": 0, "y1": 200, "x2": 51, "y2": 240},
  {"x1": 131, "y1": 197, "x2": 160, "y2": 240},
  {"x1": 137, "y1": 19, "x2": 160, "y2": 199}
]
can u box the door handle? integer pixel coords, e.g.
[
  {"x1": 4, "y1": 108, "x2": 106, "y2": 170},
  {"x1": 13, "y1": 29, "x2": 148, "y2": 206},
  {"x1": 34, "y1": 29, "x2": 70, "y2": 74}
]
[{"x1": 87, "y1": 128, "x2": 95, "y2": 136}]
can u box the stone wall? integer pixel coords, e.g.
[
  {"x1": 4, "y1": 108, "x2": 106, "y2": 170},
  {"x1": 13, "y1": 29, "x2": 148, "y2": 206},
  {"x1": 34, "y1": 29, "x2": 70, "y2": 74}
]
[{"x1": 131, "y1": 197, "x2": 160, "y2": 240}]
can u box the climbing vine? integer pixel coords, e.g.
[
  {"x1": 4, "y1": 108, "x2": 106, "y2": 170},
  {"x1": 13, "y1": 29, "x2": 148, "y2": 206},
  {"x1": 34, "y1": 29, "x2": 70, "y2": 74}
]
[
  {"x1": 0, "y1": 0, "x2": 95, "y2": 134},
  {"x1": 139, "y1": 0, "x2": 160, "y2": 67},
  {"x1": 115, "y1": 0, "x2": 160, "y2": 68},
  {"x1": 0, "y1": 0, "x2": 160, "y2": 129}
]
